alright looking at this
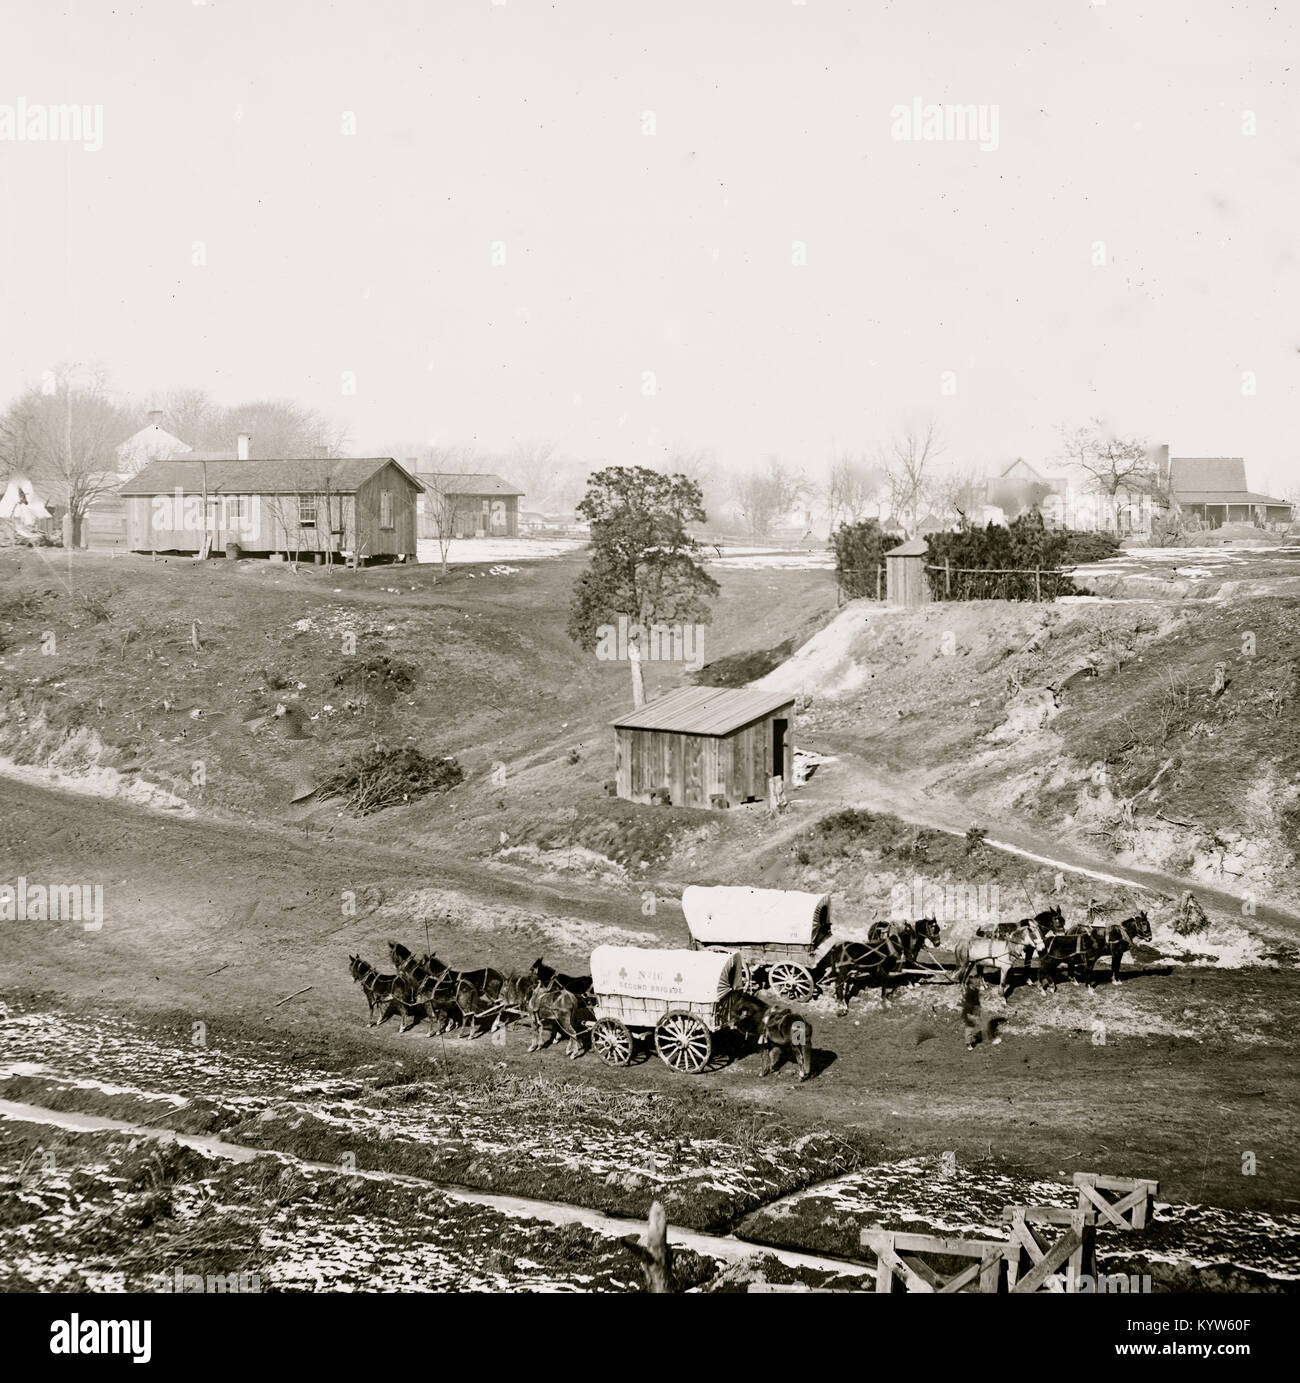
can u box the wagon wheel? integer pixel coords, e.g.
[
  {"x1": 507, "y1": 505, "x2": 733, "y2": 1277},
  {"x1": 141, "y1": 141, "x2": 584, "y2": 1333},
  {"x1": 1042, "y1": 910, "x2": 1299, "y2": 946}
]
[
  {"x1": 767, "y1": 962, "x2": 815, "y2": 1003},
  {"x1": 591, "y1": 1018, "x2": 634, "y2": 1067},
  {"x1": 654, "y1": 1011, "x2": 713, "y2": 1074},
  {"x1": 738, "y1": 960, "x2": 758, "y2": 994}
]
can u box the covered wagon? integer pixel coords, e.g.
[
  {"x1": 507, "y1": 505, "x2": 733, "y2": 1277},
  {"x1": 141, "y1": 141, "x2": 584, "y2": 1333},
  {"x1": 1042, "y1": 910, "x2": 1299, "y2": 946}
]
[
  {"x1": 681, "y1": 885, "x2": 833, "y2": 1002},
  {"x1": 589, "y1": 945, "x2": 743, "y2": 1074}
]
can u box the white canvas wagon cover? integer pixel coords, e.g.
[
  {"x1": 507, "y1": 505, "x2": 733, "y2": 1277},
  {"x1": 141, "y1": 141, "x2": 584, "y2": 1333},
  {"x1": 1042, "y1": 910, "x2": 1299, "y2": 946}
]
[
  {"x1": 590, "y1": 945, "x2": 741, "y2": 1005},
  {"x1": 681, "y1": 885, "x2": 831, "y2": 946}
]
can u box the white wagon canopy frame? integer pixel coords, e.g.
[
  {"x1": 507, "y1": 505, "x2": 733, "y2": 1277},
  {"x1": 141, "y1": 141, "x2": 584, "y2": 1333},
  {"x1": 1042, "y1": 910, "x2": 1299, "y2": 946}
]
[
  {"x1": 681, "y1": 885, "x2": 833, "y2": 1002},
  {"x1": 589, "y1": 945, "x2": 743, "y2": 1075},
  {"x1": 681, "y1": 885, "x2": 830, "y2": 947},
  {"x1": 590, "y1": 945, "x2": 741, "y2": 1006}
]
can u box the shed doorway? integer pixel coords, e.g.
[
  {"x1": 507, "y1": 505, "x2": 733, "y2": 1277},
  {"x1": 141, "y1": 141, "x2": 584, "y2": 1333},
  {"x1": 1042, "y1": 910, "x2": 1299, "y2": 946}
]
[{"x1": 772, "y1": 717, "x2": 787, "y2": 783}]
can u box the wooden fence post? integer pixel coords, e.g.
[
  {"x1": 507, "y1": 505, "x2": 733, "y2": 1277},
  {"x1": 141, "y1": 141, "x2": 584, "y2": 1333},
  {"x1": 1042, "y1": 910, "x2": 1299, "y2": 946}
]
[
  {"x1": 876, "y1": 565, "x2": 882, "y2": 602},
  {"x1": 1034, "y1": 568, "x2": 1042, "y2": 602},
  {"x1": 944, "y1": 557, "x2": 951, "y2": 597},
  {"x1": 622, "y1": 1200, "x2": 677, "y2": 1292}
]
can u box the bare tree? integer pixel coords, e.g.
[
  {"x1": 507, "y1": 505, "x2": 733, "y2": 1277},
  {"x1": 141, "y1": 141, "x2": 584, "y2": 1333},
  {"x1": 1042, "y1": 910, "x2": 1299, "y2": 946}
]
[
  {"x1": 826, "y1": 451, "x2": 885, "y2": 529},
  {"x1": 929, "y1": 465, "x2": 985, "y2": 527},
  {"x1": 1058, "y1": 420, "x2": 1155, "y2": 532},
  {"x1": 0, "y1": 364, "x2": 134, "y2": 544},
  {"x1": 880, "y1": 419, "x2": 944, "y2": 535},
  {"x1": 731, "y1": 458, "x2": 808, "y2": 538},
  {"x1": 420, "y1": 473, "x2": 470, "y2": 574},
  {"x1": 146, "y1": 390, "x2": 349, "y2": 457}
]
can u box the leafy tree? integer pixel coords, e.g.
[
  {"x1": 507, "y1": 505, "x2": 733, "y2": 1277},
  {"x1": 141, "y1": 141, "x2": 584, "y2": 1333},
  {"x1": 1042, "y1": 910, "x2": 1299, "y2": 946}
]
[
  {"x1": 568, "y1": 466, "x2": 719, "y2": 707},
  {"x1": 832, "y1": 517, "x2": 902, "y2": 598},
  {"x1": 926, "y1": 511, "x2": 1077, "y2": 600}
]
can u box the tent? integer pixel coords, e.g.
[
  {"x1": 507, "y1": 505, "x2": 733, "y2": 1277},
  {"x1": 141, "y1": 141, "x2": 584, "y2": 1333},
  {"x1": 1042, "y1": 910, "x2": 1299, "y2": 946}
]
[
  {"x1": 590, "y1": 945, "x2": 741, "y2": 1005},
  {"x1": 0, "y1": 474, "x2": 52, "y2": 523},
  {"x1": 681, "y1": 885, "x2": 831, "y2": 946}
]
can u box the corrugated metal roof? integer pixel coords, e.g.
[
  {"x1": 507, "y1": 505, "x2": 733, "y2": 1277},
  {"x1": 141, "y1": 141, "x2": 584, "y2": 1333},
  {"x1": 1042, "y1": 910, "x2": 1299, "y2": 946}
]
[
  {"x1": 118, "y1": 458, "x2": 420, "y2": 496},
  {"x1": 416, "y1": 471, "x2": 524, "y2": 496},
  {"x1": 611, "y1": 685, "x2": 794, "y2": 736}
]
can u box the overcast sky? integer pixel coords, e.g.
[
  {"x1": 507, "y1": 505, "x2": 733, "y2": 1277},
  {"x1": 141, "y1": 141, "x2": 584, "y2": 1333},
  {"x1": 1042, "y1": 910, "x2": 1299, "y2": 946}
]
[{"x1": 1, "y1": 0, "x2": 1296, "y2": 492}]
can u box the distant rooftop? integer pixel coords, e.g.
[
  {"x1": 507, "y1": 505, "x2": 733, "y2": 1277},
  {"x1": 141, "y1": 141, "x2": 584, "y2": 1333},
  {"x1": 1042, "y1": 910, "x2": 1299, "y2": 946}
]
[
  {"x1": 118, "y1": 457, "x2": 419, "y2": 496},
  {"x1": 416, "y1": 471, "x2": 524, "y2": 496}
]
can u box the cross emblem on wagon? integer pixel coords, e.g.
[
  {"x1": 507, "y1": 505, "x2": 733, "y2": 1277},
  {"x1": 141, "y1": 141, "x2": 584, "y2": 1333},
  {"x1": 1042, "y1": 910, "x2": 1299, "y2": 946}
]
[
  {"x1": 674, "y1": 973, "x2": 683, "y2": 985},
  {"x1": 618, "y1": 967, "x2": 628, "y2": 981}
]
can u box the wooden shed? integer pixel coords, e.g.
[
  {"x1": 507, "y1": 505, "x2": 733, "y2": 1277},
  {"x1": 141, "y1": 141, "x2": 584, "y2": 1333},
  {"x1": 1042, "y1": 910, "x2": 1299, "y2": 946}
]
[
  {"x1": 414, "y1": 472, "x2": 525, "y2": 539},
  {"x1": 117, "y1": 457, "x2": 421, "y2": 562},
  {"x1": 886, "y1": 536, "x2": 931, "y2": 608},
  {"x1": 611, "y1": 686, "x2": 795, "y2": 810}
]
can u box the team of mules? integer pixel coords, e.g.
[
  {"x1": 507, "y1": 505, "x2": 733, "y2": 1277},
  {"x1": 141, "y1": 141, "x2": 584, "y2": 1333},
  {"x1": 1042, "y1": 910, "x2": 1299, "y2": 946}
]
[
  {"x1": 963, "y1": 908, "x2": 1153, "y2": 993},
  {"x1": 349, "y1": 944, "x2": 814, "y2": 1075}
]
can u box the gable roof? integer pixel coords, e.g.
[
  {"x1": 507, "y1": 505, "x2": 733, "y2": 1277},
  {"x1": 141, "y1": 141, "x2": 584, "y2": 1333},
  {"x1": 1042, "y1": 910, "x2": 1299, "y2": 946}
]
[
  {"x1": 417, "y1": 471, "x2": 524, "y2": 497},
  {"x1": 115, "y1": 424, "x2": 192, "y2": 457},
  {"x1": 611, "y1": 685, "x2": 794, "y2": 737},
  {"x1": 1169, "y1": 458, "x2": 1248, "y2": 495},
  {"x1": 1169, "y1": 457, "x2": 1289, "y2": 507},
  {"x1": 118, "y1": 458, "x2": 420, "y2": 497}
]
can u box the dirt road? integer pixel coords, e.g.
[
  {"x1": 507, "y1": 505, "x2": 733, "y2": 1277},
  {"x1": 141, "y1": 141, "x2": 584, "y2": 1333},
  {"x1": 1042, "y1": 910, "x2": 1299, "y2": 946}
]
[{"x1": 3, "y1": 773, "x2": 1298, "y2": 1215}]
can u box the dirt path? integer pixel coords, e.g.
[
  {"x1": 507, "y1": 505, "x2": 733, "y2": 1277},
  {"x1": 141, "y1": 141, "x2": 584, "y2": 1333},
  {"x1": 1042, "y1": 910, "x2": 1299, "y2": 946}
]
[
  {"x1": 0, "y1": 1098, "x2": 871, "y2": 1278},
  {"x1": 790, "y1": 749, "x2": 1300, "y2": 935}
]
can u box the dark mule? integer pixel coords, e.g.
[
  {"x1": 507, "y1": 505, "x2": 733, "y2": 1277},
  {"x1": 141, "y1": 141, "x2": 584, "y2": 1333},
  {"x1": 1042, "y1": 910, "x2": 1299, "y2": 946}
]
[
  {"x1": 523, "y1": 982, "x2": 586, "y2": 1058},
  {"x1": 1037, "y1": 930, "x2": 1104, "y2": 990},
  {"x1": 820, "y1": 934, "x2": 903, "y2": 1009},
  {"x1": 867, "y1": 918, "x2": 942, "y2": 966},
  {"x1": 348, "y1": 955, "x2": 410, "y2": 1027},
  {"x1": 715, "y1": 991, "x2": 813, "y2": 1080},
  {"x1": 527, "y1": 957, "x2": 594, "y2": 998},
  {"x1": 1072, "y1": 910, "x2": 1151, "y2": 984}
]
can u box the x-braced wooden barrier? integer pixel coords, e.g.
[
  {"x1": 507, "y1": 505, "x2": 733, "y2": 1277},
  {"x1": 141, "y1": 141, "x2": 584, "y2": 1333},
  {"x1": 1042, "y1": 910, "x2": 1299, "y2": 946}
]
[
  {"x1": 860, "y1": 1229, "x2": 1020, "y2": 1293},
  {"x1": 1001, "y1": 1205, "x2": 1097, "y2": 1293},
  {"x1": 1074, "y1": 1172, "x2": 1159, "y2": 1230}
]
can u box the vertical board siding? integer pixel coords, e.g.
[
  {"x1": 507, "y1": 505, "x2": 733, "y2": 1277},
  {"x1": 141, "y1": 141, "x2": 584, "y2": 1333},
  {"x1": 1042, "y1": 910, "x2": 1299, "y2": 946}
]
[{"x1": 612, "y1": 702, "x2": 796, "y2": 809}]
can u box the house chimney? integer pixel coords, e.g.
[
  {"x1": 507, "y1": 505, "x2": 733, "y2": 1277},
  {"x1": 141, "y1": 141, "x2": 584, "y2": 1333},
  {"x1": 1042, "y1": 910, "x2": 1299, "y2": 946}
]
[
  {"x1": 237, "y1": 433, "x2": 251, "y2": 461},
  {"x1": 147, "y1": 409, "x2": 164, "y2": 428}
]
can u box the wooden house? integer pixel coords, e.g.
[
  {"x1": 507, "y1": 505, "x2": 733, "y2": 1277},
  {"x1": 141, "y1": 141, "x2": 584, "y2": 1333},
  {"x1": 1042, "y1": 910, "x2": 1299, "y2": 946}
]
[
  {"x1": 117, "y1": 457, "x2": 421, "y2": 561},
  {"x1": 611, "y1": 686, "x2": 796, "y2": 810},
  {"x1": 414, "y1": 471, "x2": 524, "y2": 539},
  {"x1": 1169, "y1": 457, "x2": 1293, "y2": 528}
]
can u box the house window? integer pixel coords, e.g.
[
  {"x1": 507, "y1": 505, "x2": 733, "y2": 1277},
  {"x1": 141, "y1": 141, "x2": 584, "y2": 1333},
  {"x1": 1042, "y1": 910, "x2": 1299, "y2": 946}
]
[
  {"x1": 380, "y1": 490, "x2": 394, "y2": 530},
  {"x1": 299, "y1": 496, "x2": 317, "y2": 528}
]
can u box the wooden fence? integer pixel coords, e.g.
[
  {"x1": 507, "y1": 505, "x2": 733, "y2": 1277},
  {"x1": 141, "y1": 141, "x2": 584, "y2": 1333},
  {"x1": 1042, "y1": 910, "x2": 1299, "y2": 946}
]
[{"x1": 858, "y1": 1169, "x2": 1158, "y2": 1294}]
